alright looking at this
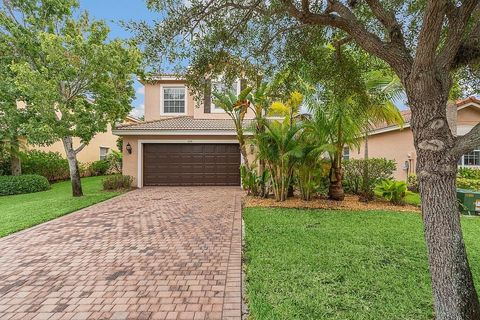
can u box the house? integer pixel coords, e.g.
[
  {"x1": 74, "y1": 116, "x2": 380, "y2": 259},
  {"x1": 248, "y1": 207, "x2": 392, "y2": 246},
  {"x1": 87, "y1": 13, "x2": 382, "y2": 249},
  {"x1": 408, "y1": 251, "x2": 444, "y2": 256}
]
[
  {"x1": 350, "y1": 97, "x2": 480, "y2": 180},
  {"x1": 113, "y1": 75, "x2": 256, "y2": 187},
  {"x1": 31, "y1": 115, "x2": 140, "y2": 163}
]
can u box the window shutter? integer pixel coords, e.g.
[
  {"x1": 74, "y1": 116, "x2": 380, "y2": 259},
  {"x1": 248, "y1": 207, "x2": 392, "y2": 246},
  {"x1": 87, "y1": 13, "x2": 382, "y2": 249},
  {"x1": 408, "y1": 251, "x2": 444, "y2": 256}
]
[
  {"x1": 204, "y1": 79, "x2": 211, "y2": 113},
  {"x1": 240, "y1": 78, "x2": 247, "y2": 92}
]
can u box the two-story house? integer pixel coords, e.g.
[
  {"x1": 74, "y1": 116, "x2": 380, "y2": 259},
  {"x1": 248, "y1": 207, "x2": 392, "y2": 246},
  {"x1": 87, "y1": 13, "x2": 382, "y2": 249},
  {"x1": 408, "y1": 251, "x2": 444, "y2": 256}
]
[{"x1": 113, "y1": 75, "x2": 256, "y2": 187}]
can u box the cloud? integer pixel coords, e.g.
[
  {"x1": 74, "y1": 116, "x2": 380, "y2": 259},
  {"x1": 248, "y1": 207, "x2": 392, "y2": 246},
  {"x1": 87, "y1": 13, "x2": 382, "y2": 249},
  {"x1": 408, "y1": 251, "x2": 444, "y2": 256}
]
[
  {"x1": 136, "y1": 86, "x2": 145, "y2": 95},
  {"x1": 130, "y1": 103, "x2": 144, "y2": 119}
]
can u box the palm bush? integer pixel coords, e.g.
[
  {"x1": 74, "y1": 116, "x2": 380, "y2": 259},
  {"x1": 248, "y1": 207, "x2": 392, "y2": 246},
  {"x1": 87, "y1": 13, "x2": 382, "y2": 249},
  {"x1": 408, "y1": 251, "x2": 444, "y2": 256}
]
[
  {"x1": 256, "y1": 119, "x2": 302, "y2": 201},
  {"x1": 240, "y1": 165, "x2": 269, "y2": 197}
]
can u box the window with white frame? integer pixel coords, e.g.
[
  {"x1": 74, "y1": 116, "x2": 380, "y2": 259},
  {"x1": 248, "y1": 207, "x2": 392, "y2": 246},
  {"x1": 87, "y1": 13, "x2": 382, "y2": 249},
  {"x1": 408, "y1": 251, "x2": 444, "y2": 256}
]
[
  {"x1": 162, "y1": 86, "x2": 186, "y2": 114},
  {"x1": 211, "y1": 80, "x2": 240, "y2": 112},
  {"x1": 100, "y1": 147, "x2": 109, "y2": 160},
  {"x1": 459, "y1": 148, "x2": 480, "y2": 166}
]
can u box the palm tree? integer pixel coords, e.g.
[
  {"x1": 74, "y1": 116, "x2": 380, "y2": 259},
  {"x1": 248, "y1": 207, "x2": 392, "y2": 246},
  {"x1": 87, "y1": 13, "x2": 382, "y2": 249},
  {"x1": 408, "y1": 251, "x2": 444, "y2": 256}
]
[{"x1": 212, "y1": 86, "x2": 253, "y2": 170}]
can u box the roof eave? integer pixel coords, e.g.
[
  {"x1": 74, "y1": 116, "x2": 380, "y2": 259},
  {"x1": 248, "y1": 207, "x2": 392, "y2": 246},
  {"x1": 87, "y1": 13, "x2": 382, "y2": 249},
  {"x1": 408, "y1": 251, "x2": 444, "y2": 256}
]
[{"x1": 112, "y1": 129, "x2": 252, "y2": 136}]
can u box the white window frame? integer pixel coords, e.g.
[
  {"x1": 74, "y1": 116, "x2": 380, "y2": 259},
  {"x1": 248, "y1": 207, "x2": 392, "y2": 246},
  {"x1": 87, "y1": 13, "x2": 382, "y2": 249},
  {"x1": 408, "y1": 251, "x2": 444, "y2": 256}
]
[
  {"x1": 459, "y1": 148, "x2": 480, "y2": 167},
  {"x1": 99, "y1": 146, "x2": 110, "y2": 161},
  {"x1": 160, "y1": 84, "x2": 188, "y2": 116},
  {"x1": 211, "y1": 80, "x2": 241, "y2": 113}
]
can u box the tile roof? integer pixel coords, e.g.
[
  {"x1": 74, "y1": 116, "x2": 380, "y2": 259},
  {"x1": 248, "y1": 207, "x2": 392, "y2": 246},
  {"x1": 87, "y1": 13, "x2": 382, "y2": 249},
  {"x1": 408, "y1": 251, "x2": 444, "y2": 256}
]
[
  {"x1": 115, "y1": 116, "x2": 252, "y2": 131},
  {"x1": 372, "y1": 97, "x2": 480, "y2": 131}
]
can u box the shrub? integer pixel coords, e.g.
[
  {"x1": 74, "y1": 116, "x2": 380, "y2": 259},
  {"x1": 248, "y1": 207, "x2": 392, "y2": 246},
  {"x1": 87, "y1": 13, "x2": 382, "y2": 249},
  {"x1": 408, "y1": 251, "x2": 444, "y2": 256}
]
[
  {"x1": 0, "y1": 146, "x2": 11, "y2": 176},
  {"x1": 90, "y1": 160, "x2": 110, "y2": 176},
  {"x1": 343, "y1": 158, "x2": 396, "y2": 195},
  {"x1": 102, "y1": 175, "x2": 133, "y2": 190},
  {"x1": 457, "y1": 178, "x2": 480, "y2": 192},
  {"x1": 0, "y1": 174, "x2": 50, "y2": 196},
  {"x1": 106, "y1": 150, "x2": 122, "y2": 174},
  {"x1": 240, "y1": 165, "x2": 269, "y2": 197},
  {"x1": 407, "y1": 174, "x2": 419, "y2": 193},
  {"x1": 458, "y1": 167, "x2": 480, "y2": 180},
  {"x1": 22, "y1": 150, "x2": 69, "y2": 182},
  {"x1": 374, "y1": 179, "x2": 408, "y2": 205}
]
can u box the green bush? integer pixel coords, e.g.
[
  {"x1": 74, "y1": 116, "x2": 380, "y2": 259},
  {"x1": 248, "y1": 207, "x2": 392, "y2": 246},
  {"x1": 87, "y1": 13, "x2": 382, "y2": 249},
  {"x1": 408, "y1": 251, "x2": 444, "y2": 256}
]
[
  {"x1": 343, "y1": 158, "x2": 396, "y2": 195},
  {"x1": 457, "y1": 178, "x2": 480, "y2": 192},
  {"x1": 90, "y1": 160, "x2": 110, "y2": 176},
  {"x1": 0, "y1": 174, "x2": 50, "y2": 196},
  {"x1": 22, "y1": 150, "x2": 69, "y2": 182},
  {"x1": 240, "y1": 165, "x2": 269, "y2": 197},
  {"x1": 458, "y1": 167, "x2": 480, "y2": 180},
  {"x1": 102, "y1": 175, "x2": 133, "y2": 190},
  {"x1": 407, "y1": 174, "x2": 419, "y2": 193},
  {"x1": 0, "y1": 146, "x2": 11, "y2": 176},
  {"x1": 374, "y1": 179, "x2": 408, "y2": 205},
  {"x1": 106, "y1": 150, "x2": 122, "y2": 174}
]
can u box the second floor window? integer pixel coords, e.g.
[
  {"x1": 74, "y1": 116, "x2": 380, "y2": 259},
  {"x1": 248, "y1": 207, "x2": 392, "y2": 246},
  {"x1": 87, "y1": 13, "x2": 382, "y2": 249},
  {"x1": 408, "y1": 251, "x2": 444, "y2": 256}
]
[
  {"x1": 162, "y1": 86, "x2": 186, "y2": 114},
  {"x1": 212, "y1": 81, "x2": 239, "y2": 112}
]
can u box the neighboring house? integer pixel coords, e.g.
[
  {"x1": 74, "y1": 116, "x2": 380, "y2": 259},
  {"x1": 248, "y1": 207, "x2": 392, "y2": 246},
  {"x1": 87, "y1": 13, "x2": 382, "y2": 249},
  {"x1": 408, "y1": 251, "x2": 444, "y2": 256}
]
[
  {"x1": 113, "y1": 75, "x2": 256, "y2": 187},
  {"x1": 31, "y1": 115, "x2": 140, "y2": 164},
  {"x1": 351, "y1": 97, "x2": 480, "y2": 180}
]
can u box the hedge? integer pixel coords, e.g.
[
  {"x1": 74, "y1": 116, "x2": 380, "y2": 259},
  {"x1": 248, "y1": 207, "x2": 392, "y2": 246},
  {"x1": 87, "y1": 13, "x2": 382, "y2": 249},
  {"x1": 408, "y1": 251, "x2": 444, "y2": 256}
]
[
  {"x1": 0, "y1": 174, "x2": 50, "y2": 196},
  {"x1": 457, "y1": 178, "x2": 480, "y2": 192},
  {"x1": 22, "y1": 150, "x2": 70, "y2": 182}
]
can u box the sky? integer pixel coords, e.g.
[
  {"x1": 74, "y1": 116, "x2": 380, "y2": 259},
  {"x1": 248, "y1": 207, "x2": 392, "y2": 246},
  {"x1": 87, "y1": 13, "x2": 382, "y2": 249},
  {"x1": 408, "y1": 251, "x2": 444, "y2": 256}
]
[{"x1": 79, "y1": 0, "x2": 157, "y2": 119}]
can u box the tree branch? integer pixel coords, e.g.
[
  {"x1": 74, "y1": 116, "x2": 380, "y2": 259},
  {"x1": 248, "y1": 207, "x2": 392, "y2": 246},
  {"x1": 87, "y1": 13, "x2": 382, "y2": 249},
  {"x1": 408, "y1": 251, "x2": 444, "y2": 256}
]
[
  {"x1": 75, "y1": 142, "x2": 86, "y2": 155},
  {"x1": 438, "y1": 0, "x2": 480, "y2": 69},
  {"x1": 451, "y1": 122, "x2": 480, "y2": 157},
  {"x1": 414, "y1": 0, "x2": 448, "y2": 70},
  {"x1": 452, "y1": 19, "x2": 480, "y2": 68}
]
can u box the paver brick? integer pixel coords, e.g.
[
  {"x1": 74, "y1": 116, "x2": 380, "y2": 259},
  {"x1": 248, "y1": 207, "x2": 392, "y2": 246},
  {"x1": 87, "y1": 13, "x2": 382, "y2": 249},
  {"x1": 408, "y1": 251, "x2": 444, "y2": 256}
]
[{"x1": 0, "y1": 187, "x2": 243, "y2": 319}]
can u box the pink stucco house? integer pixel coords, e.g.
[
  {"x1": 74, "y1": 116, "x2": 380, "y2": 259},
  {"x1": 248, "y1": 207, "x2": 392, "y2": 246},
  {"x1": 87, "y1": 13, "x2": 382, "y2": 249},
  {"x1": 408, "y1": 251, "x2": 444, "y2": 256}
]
[
  {"x1": 113, "y1": 75, "x2": 256, "y2": 187},
  {"x1": 351, "y1": 97, "x2": 480, "y2": 180}
]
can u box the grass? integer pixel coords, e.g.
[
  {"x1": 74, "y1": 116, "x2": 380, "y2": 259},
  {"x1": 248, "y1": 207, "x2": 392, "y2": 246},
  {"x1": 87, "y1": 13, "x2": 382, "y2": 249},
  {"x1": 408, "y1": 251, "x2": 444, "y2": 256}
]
[
  {"x1": 405, "y1": 192, "x2": 421, "y2": 206},
  {"x1": 0, "y1": 176, "x2": 123, "y2": 237},
  {"x1": 244, "y1": 207, "x2": 480, "y2": 320}
]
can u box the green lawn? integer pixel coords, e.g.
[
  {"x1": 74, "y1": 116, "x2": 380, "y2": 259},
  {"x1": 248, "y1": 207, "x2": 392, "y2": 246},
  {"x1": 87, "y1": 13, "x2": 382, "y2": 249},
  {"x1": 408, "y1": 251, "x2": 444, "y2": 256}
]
[
  {"x1": 405, "y1": 192, "x2": 421, "y2": 206},
  {"x1": 244, "y1": 207, "x2": 480, "y2": 320},
  {"x1": 0, "y1": 176, "x2": 123, "y2": 237}
]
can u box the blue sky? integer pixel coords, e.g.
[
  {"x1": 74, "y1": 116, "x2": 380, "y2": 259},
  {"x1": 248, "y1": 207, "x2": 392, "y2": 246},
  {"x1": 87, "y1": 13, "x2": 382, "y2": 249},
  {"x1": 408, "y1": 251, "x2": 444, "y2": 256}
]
[{"x1": 79, "y1": 0, "x2": 157, "y2": 118}]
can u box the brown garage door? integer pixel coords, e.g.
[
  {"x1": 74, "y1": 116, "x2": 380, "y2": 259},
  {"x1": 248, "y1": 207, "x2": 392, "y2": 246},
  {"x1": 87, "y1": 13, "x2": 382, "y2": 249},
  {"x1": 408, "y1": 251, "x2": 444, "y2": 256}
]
[{"x1": 143, "y1": 143, "x2": 241, "y2": 186}]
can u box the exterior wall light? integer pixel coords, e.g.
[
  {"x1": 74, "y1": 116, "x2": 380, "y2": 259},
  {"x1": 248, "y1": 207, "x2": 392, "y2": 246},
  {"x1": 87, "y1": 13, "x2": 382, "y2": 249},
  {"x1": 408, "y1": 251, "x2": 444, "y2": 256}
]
[{"x1": 126, "y1": 143, "x2": 132, "y2": 154}]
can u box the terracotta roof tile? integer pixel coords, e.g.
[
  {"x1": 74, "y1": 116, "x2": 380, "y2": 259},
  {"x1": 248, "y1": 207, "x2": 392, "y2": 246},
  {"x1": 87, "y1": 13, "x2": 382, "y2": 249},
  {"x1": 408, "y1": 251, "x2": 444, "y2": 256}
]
[{"x1": 115, "y1": 116, "x2": 252, "y2": 131}]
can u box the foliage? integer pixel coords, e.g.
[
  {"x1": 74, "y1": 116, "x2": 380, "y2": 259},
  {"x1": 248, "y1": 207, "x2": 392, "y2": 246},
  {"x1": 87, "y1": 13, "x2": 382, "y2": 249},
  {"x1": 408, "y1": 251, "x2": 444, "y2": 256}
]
[
  {"x1": 22, "y1": 150, "x2": 70, "y2": 182},
  {"x1": 106, "y1": 150, "x2": 122, "y2": 174},
  {"x1": 374, "y1": 180, "x2": 409, "y2": 205},
  {"x1": 240, "y1": 165, "x2": 269, "y2": 197},
  {"x1": 457, "y1": 178, "x2": 480, "y2": 192},
  {"x1": 0, "y1": 176, "x2": 122, "y2": 237},
  {"x1": 343, "y1": 158, "x2": 396, "y2": 194},
  {"x1": 0, "y1": 146, "x2": 11, "y2": 176},
  {"x1": 458, "y1": 167, "x2": 480, "y2": 180},
  {"x1": 212, "y1": 86, "x2": 253, "y2": 169},
  {"x1": 256, "y1": 118, "x2": 302, "y2": 201},
  {"x1": 116, "y1": 137, "x2": 123, "y2": 151},
  {"x1": 102, "y1": 175, "x2": 133, "y2": 190},
  {"x1": 407, "y1": 174, "x2": 420, "y2": 193},
  {"x1": 1, "y1": 0, "x2": 140, "y2": 196},
  {"x1": 0, "y1": 174, "x2": 50, "y2": 196},
  {"x1": 89, "y1": 160, "x2": 110, "y2": 176}
]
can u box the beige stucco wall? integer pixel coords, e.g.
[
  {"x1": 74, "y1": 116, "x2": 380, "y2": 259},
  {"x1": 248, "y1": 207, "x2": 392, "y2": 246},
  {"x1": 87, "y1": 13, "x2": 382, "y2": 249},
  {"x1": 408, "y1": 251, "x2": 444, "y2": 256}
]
[
  {"x1": 121, "y1": 134, "x2": 255, "y2": 187},
  {"x1": 351, "y1": 106, "x2": 480, "y2": 180},
  {"x1": 30, "y1": 124, "x2": 120, "y2": 164},
  {"x1": 144, "y1": 80, "x2": 256, "y2": 122}
]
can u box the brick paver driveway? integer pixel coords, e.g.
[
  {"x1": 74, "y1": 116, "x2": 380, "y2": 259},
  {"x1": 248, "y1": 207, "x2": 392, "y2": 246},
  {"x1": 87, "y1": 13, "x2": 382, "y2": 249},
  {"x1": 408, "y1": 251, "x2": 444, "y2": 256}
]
[{"x1": 0, "y1": 187, "x2": 243, "y2": 320}]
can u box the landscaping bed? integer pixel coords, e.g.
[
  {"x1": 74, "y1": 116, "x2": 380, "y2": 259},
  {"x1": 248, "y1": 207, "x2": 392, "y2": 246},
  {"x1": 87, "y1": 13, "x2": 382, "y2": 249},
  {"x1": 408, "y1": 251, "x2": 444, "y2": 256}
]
[
  {"x1": 0, "y1": 176, "x2": 124, "y2": 237},
  {"x1": 243, "y1": 207, "x2": 480, "y2": 319},
  {"x1": 244, "y1": 194, "x2": 420, "y2": 212}
]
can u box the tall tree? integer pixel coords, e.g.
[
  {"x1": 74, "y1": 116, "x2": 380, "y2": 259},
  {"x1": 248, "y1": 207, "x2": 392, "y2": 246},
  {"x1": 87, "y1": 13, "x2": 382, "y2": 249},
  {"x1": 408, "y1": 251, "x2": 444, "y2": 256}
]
[
  {"x1": 1, "y1": 0, "x2": 140, "y2": 196},
  {"x1": 137, "y1": 1, "x2": 480, "y2": 318}
]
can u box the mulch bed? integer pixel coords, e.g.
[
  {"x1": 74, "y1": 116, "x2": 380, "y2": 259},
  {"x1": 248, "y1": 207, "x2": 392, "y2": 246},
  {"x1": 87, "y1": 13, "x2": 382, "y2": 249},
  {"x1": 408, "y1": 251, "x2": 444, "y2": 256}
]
[{"x1": 243, "y1": 194, "x2": 420, "y2": 212}]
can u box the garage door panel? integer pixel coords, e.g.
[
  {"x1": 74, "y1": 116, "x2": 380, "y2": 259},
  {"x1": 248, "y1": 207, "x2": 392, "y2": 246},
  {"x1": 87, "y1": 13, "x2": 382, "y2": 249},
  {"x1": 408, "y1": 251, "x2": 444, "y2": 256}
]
[{"x1": 143, "y1": 143, "x2": 241, "y2": 186}]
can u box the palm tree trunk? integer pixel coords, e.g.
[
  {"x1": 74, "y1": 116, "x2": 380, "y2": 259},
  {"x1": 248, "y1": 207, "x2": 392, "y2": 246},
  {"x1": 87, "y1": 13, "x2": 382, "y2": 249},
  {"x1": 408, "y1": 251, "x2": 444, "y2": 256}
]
[{"x1": 359, "y1": 132, "x2": 373, "y2": 202}]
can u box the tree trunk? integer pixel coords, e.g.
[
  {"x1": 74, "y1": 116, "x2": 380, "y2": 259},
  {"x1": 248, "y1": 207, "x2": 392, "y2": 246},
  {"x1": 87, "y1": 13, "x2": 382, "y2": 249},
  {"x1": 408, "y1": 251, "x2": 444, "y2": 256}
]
[
  {"x1": 359, "y1": 132, "x2": 373, "y2": 202},
  {"x1": 406, "y1": 75, "x2": 480, "y2": 319},
  {"x1": 62, "y1": 137, "x2": 83, "y2": 197},
  {"x1": 329, "y1": 156, "x2": 344, "y2": 201},
  {"x1": 10, "y1": 136, "x2": 21, "y2": 176}
]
